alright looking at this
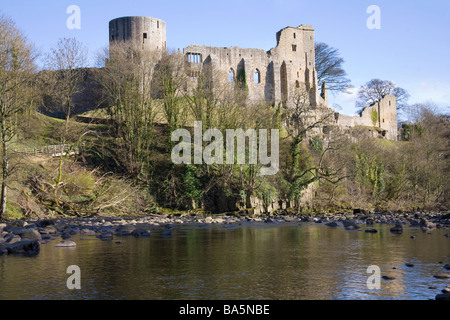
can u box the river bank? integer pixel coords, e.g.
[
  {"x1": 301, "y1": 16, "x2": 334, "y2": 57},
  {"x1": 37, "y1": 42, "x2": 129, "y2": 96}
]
[{"x1": 1, "y1": 209, "x2": 449, "y2": 252}]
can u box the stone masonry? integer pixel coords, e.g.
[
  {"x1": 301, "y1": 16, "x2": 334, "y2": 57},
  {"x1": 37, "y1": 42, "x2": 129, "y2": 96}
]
[{"x1": 109, "y1": 16, "x2": 398, "y2": 140}]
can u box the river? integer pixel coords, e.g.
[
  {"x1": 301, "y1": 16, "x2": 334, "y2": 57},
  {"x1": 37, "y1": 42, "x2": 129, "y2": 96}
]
[{"x1": 0, "y1": 221, "x2": 448, "y2": 300}]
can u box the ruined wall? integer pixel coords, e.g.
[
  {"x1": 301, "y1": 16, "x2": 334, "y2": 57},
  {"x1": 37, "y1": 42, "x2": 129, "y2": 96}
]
[
  {"x1": 335, "y1": 95, "x2": 398, "y2": 140},
  {"x1": 183, "y1": 24, "x2": 325, "y2": 108}
]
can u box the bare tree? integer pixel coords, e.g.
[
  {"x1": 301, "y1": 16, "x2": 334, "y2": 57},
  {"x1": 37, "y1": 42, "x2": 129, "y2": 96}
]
[
  {"x1": 152, "y1": 49, "x2": 188, "y2": 143},
  {"x1": 0, "y1": 14, "x2": 37, "y2": 217},
  {"x1": 43, "y1": 37, "x2": 88, "y2": 125},
  {"x1": 281, "y1": 83, "x2": 341, "y2": 207},
  {"x1": 314, "y1": 42, "x2": 352, "y2": 94},
  {"x1": 99, "y1": 42, "x2": 159, "y2": 177},
  {"x1": 356, "y1": 79, "x2": 409, "y2": 111}
]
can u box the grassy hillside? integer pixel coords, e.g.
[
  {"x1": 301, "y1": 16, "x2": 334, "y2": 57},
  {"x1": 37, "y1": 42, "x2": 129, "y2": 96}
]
[{"x1": 3, "y1": 112, "x2": 156, "y2": 220}]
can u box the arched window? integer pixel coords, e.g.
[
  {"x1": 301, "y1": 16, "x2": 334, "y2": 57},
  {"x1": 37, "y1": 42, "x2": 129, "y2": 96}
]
[
  {"x1": 295, "y1": 80, "x2": 300, "y2": 88},
  {"x1": 228, "y1": 68, "x2": 235, "y2": 82},
  {"x1": 253, "y1": 69, "x2": 260, "y2": 84}
]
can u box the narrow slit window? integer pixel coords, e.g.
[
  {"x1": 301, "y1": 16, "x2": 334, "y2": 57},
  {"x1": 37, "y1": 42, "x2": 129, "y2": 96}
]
[
  {"x1": 228, "y1": 68, "x2": 235, "y2": 82},
  {"x1": 292, "y1": 44, "x2": 297, "y2": 52},
  {"x1": 143, "y1": 33, "x2": 147, "y2": 39},
  {"x1": 254, "y1": 69, "x2": 260, "y2": 84}
]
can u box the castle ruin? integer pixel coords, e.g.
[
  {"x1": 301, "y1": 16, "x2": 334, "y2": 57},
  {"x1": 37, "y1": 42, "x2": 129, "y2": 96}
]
[{"x1": 108, "y1": 16, "x2": 398, "y2": 141}]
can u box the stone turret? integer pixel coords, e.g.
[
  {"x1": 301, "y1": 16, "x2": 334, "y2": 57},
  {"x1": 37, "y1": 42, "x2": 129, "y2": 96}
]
[{"x1": 109, "y1": 16, "x2": 166, "y2": 52}]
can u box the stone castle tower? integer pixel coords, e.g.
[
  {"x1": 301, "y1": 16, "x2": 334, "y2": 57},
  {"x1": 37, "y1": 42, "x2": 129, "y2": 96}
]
[{"x1": 109, "y1": 16, "x2": 166, "y2": 52}]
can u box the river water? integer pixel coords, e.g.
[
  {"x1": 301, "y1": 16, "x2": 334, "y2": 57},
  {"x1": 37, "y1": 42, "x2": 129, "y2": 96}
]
[{"x1": 0, "y1": 221, "x2": 448, "y2": 300}]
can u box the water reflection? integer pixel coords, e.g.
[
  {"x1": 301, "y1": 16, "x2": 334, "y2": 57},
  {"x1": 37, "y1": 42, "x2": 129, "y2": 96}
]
[{"x1": 0, "y1": 222, "x2": 448, "y2": 300}]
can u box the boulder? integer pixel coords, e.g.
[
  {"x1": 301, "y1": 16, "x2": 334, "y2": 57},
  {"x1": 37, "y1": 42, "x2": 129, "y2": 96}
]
[
  {"x1": 435, "y1": 293, "x2": 450, "y2": 300},
  {"x1": 98, "y1": 231, "x2": 114, "y2": 241},
  {"x1": 131, "y1": 229, "x2": 151, "y2": 238},
  {"x1": 115, "y1": 224, "x2": 136, "y2": 236},
  {"x1": 54, "y1": 240, "x2": 77, "y2": 247},
  {"x1": 80, "y1": 228, "x2": 95, "y2": 235},
  {"x1": 434, "y1": 273, "x2": 450, "y2": 279},
  {"x1": 5, "y1": 240, "x2": 40, "y2": 255},
  {"x1": 4, "y1": 233, "x2": 21, "y2": 244},
  {"x1": 36, "y1": 219, "x2": 55, "y2": 228},
  {"x1": 343, "y1": 220, "x2": 360, "y2": 229},
  {"x1": 38, "y1": 225, "x2": 58, "y2": 235},
  {"x1": 390, "y1": 223, "x2": 403, "y2": 234},
  {"x1": 325, "y1": 221, "x2": 338, "y2": 227},
  {"x1": 20, "y1": 229, "x2": 42, "y2": 241},
  {"x1": 365, "y1": 229, "x2": 378, "y2": 233}
]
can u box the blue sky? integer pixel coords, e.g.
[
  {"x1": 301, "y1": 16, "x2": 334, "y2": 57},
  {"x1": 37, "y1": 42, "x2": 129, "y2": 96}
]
[{"x1": 2, "y1": 0, "x2": 449, "y2": 115}]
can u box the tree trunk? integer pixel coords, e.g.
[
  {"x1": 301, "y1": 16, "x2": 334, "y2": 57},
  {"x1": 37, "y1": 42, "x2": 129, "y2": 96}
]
[{"x1": 0, "y1": 118, "x2": 8, "y2": 218}]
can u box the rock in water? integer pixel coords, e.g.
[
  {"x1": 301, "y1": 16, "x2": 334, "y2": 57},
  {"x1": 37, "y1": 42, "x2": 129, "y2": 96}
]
[
  {"x1": 434, "y1": 273, "x2": 450, "y2": 279},
  {"x1": 98, "y1": 231, "x2": 114, "y2": 241},
  {"x1": 325, "y1": 221, "x2": 338, "y2": 227},
  {"x1": 390, "y1": 223, "x2": 403, "y2": 234},
  {"x1": 5, "y1": 240, "x2": 40, "y2": 256},
  {"x1": 38, "y1": 225, "x2": 58, "y2": 235},
  {"x1": 54, "y1": 240, "x2": 77, "y2": 247},
  {"x1": 365, "y1": 229, "x2": 378, "y2": 233},
  {"x1": 435, "y1": 293, "x2": 450, "y2": 300},
  {"x1": 20, "y1": 229, "x2": 42, "y2": 241},
  {"x1": 131, "y1": 229, "x2": 151, "y2": 238},
  {"x1": 115, "y1": 224, "x2": 136, "y2": 236}
]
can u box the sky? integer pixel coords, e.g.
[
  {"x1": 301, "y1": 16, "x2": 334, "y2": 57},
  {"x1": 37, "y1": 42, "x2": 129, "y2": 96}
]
[{"x1": 1, "y1": 0, "x2": 449, "y2": 116}]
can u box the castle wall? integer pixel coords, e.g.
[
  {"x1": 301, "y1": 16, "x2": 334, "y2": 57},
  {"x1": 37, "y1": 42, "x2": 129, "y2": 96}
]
[
  {"x1": 183, "y1": 25, "x2": 318, "y2": 107},
  {"x1": 335, "y1": 95, "x2": 398, "y2": 140},
  {"x1": 107, "y1": 16, "x2": 398, "y2": 141}
]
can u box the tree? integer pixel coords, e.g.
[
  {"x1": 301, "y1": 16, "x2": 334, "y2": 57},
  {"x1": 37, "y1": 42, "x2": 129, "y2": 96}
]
[
  {"x1": 281, "y1": 83, "x2": 343, "y2": 207},
  {"x1": 42, "y1": 38, "x2": 88, "y2": 196},
  {"x1": 99, "y1": 42, "x2": 159, "y2": 178},
  {"x1": 0, "y1": 14, "x2": 37, "y2": 217},
  {"x1": 152, "y1": 50, "x2": 188, "y2": 145},
  {"x1": 43, "y1": 37, "x2": 88, "y2": 125},
  {"x1": 314, "y1": 42, "x2": 352, "y2": 94},
  {"x1": 356, "y1": 79, "x2": 409, "y2": 112}
]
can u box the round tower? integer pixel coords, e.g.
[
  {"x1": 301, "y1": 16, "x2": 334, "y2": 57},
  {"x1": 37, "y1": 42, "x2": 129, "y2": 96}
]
[{"x1": 109, "y1": 16, "x2": 166, "y2": 51}]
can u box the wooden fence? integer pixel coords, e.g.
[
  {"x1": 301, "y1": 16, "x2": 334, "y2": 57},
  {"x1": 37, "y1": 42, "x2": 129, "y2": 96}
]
[{"x1": 12, "y1": 144, "x2": 80, "y2": 157}]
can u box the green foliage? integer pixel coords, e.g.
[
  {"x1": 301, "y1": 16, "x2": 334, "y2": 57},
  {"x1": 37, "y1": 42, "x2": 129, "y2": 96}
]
[
  {"x1": 370, "y1": 109, "x2": 378, "y2": 126},
  {"x1": 236, "y1": 68, "x2": 248, "y2": 91},
  {"x1": 311, "y1": 136, "x2": 323, "y2": 152},
  {"x1": 64, "y1": 171, "x2": 95, "y2": 195},
  {"x1": 354, "y1": 149, "x2": 385, "y2": 197},
  {"x1": 256, "y1": 180, "x2": 278, "y2": 206},
  {"x1": 182, "y1": 165, "x2": 203, "y2": 202}
]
